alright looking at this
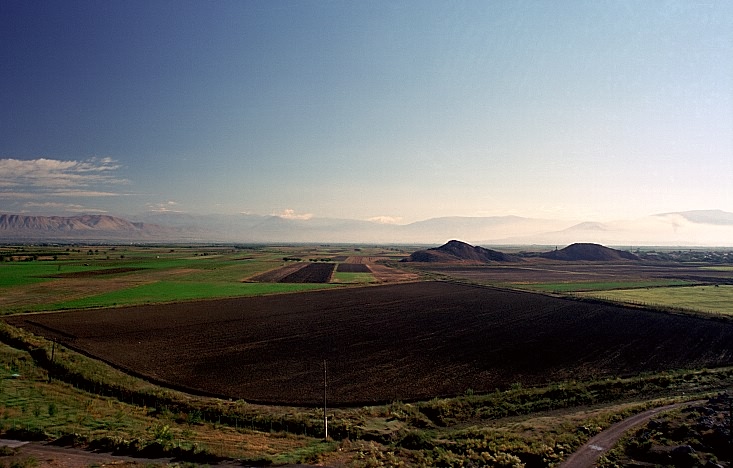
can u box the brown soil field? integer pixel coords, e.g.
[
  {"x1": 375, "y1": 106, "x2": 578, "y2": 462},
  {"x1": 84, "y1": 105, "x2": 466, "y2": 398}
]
[
  {"x1": 367, "y1": 263, "x2": 420, "y2": 282},
  {"x1": 45, "y1": 267, "x2": 145, "y2": 278},
  {"x1": 343, "y1": 256, "x2": 420, "y2": 280},
  {"x1": 7, "y1": 282, "x2": 733, "y2": 407},
  {"x1": 246, "y1": 263, "x2": 308, "y2": 282},
  {"x1": 343, "y1": 256, "x2": 388, "y2": 264},
  {"x1": 278, "y1": 262, "x2": 334, "y2": 283},
  {"x1": 335, "y1": 263, "x2": 371, "y2": 273},
  {"x1": 415, "y1": 261, "x2": 733, "y2": 285}
]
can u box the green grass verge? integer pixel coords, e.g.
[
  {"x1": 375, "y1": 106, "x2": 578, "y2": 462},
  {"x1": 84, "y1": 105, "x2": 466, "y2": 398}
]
[
  {"x1": 579, "y1": 284, "x2": 733, "y2": 315},
  {"x1": 700, "y1": 266, "x2": 733, "y2": 271},
  {"x1": 49, "y1": 281, "x2": 337, "y2": 310},
  {"x1": 331, "y1": 272, "x2": 376, "y2": 284}
]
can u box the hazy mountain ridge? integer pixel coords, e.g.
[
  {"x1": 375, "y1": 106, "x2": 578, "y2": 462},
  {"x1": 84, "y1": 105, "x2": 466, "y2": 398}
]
[
  {"x1": 2, "y1": 210, "x2": 733, "y2": 246},
  {"x1": 0, "y1": 213, "x2": 183, "y2": 241}
]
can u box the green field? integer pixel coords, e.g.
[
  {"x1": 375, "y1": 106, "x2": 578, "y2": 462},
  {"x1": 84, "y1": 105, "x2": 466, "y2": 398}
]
[
  {"x1": 0, "y1": 262, "x2": 105, "y2": 288},
  {"x1": 701, "y1": 266, "x2": 733, "y2": 271},
  {"x1": 580, "y1": 285, "x2": 733, "y2": 315},
  {"x1": 51, "y1": 281, "x2": 336, "y2": 310},
  {"x1": 331, "y1": 271, "x2": 376, "y2": 284},
  {"x1": 0, "y1": 245, "x2": 403, "y2": 314}
]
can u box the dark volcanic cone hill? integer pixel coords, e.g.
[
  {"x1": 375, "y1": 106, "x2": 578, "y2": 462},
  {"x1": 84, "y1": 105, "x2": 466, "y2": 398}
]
[
  {"x1": 402, "y1": 239, "x2": 519, "y2": 263},
  {"x1": 540, "y1": 242, "x2": 639, "y2": 261}
]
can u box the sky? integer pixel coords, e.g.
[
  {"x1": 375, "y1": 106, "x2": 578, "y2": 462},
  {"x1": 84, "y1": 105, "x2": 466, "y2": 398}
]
[{"x1": 1, "y1": 0, "x2": 732, "y2": 224}]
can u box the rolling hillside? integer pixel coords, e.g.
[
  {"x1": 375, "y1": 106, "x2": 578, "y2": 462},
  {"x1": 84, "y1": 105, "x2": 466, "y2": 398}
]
[
  {"x1": 402, "y1": 240, "x2": 519, "y2": 263},
  {"x1": 539, "y1": 243, "x2": 639, "y2": 261}
]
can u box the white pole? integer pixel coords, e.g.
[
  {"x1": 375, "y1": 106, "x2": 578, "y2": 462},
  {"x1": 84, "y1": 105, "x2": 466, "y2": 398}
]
[{"x1": 323, "y1": 359, "x2": 328, "y2": 439}]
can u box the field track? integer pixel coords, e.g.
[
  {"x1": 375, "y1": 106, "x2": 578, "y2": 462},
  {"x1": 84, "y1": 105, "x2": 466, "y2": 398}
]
[{"x1": 6, "y1": 281, "x2": 733, "y2": 406}]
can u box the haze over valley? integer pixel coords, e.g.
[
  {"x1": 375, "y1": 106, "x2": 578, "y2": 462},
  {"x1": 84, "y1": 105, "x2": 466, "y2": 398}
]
[
  {"x1": 1, "y1": 209, "x2": 733, "y2": 246},
  {"x1": 1, "y1": 1, "x2": 731, "y2": 247}
]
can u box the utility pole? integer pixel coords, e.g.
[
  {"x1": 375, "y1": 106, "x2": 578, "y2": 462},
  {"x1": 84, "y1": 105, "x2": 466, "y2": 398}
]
[
  {"x1": 323, "y1": 359, "x2": 328, "y2": 440},
  {"x1": 728, "y1": 392, "x2": 732, "y2": 464},
  {"x1": 48, "y1": 339, "x2": 56, "y2": 383}
]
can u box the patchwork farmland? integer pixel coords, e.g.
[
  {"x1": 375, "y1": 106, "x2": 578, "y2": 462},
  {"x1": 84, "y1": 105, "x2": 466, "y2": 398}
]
[{"x1": 8, "y1": 281, "x2": 733, "y2": 406}]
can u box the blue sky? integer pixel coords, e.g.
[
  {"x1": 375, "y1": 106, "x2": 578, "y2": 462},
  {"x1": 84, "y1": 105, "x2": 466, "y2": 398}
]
[{"x1": 1, "y1": 0, "x2": 731, "y2": 223}]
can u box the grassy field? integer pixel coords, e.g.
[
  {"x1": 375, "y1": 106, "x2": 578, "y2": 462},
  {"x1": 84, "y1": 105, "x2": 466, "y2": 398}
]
[
  {"x1": 0, "y1": 245, "x2": 409, "y2": 314},
  {"x1": 701, "y1": 265, "x2": 733, "y2": 271},
  {"x1": 514, "y1": 279, "x2": 691, "y2": 293},
  {"x1": 331, "y1": 271, "x2": 376, "y2": 284},
  {"x1": 51, "y1": 281, "x2": 336, "y2": 310},
  {"x1": 580, "y1": 284, "x2": 733, "y2": 315},
  {"x1": 0, "y1": 340, "x2": 334, "y2": 465}
]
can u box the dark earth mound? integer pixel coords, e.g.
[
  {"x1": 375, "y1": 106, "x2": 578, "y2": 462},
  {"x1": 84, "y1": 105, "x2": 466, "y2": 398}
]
[
  {"x1": 402, "y1": 239, "x2": 518, "y2": 263},
  {"x1": 540, "y1": 242, "x2": 639, "y2": 261}
]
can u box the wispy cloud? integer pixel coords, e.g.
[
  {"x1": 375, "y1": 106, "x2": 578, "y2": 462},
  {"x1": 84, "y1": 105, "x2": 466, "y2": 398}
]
[
  {"x1": 275, "y1": 209, "x2": 313, "y2": 220},
  {"x1": 147, "y1": 201, "x2": 183, "y2": 213},
  {"x1": 0, "y1": 157, "x2": 127, "y2": 194},
  {"x1": 368, "y1": 216, "x2": 402, "y2": 224},
  {"x1": 0, "y1": 157, "x2": 129, "y2": 214},
  {"x1": 23, "y1": 201, "x2": 106, "y2": 212}
]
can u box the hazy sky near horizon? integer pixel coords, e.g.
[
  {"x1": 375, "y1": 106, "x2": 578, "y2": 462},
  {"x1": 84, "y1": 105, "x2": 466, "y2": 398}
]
[{"x1": 1, "y1": 1, "x2": 731, "y2": 224}]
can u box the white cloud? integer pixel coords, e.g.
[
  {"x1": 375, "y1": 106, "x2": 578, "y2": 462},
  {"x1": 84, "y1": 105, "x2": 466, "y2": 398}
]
[
  {"x1": 23, "y1": 201, "x2": 106, "y2": 212},
  {"x1": 275, "y1": 209, "x2": 313, "y2": 220},
  {"x1": 51, "y1": 190, "x2": 121, "y2": 197},
  {"x1": 0, "y1": 157, "x2": 127, "y2": 194},
  {"x1": 368, "y1": 216, "x2": 403, "y2": 224},
  {"x1": 147, "y1": 201, "x2": 182, "y2": 213}
]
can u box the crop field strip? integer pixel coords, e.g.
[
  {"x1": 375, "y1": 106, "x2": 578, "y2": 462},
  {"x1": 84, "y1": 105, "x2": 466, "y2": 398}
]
[
  {"x1": 335, "y1": 263, "x2": 371, "y2": 273},
  {"x1": 579, "y1": 284, "x2": 733, "y2": 315},
  {"x1": 411, "y1": 261, "x2": 733, "y2": 286},
  {"x1": 0, "y1": 246, "x2": 420, "y2": 313},
  {"x1": 7, "y1": 281, "x2": 733, "y2": 407},
  {"x1": 248, "y1": 262, "x2": 336, "y2": 283},
  {"x1": 277, "y1": 262, "x2": 335, "y2": 283},
  {"x1": 246, "y1": 262, "x2": 308, "y2": 282}
]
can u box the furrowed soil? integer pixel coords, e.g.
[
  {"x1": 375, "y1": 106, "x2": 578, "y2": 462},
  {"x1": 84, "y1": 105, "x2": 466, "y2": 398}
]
[
  {"x1": 278, "y1": 262, "x2": 334, "y2": 283},
  {"x1": 246, "y1": 262, "x2": 308, "y2": 282},
  {"x1": 414, "y1": 261, "x2": 733, "y2": 285},
  {"x1": 6, "y1": 281, "x2": 733, "y2": 406}
]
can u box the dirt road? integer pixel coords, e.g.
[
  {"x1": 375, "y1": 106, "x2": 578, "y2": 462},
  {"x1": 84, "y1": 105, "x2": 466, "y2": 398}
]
[
  {"x1": 560, "y1": 401, "x2": 699, "y2": 468},
  {"x1": 0, "y1": 438, "x2": 173, "y2": 467},
  {"x1": 0, "y1": 438, "x2": 326, "y2": 467}
]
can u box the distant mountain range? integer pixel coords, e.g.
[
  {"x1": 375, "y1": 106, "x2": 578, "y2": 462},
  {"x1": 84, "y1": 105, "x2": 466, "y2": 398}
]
[
  {"x1": 0, "y1": 214, "x2": 183, "y2": 242},
  {"x1": 1, "y1": 209, "x2": 732, "y2": 246}
]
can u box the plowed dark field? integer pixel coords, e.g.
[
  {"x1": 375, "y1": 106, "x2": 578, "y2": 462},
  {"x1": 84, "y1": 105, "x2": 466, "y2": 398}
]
[
  {"x1": 278, "y1": 262, "x2": 334, "y2": 283},
  {"x1": 6, "y1": 281, "x2": 733, "y2": 406}
]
